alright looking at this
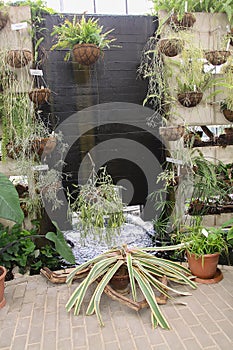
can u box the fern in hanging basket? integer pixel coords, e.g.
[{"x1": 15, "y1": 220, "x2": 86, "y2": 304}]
[{"x1": 51, "y1": 14, "x2": 116, "y2": 64}]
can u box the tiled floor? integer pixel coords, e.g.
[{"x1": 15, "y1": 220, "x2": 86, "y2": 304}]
[{"x1": 0, "y1": 265, "x2": 232, "y2": 350}]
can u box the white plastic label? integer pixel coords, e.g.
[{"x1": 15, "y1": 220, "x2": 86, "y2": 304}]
[
  {"x1": 202, "y1": 228, "x2": 209, "y2": 237},
  {"x1": 11, "y1": 22, "x2": 28, "y2": 31},
  {"x1": 32, "y1": 164, "x2": 49, "y2": 171},
  {"x1": 30, "y1": 69, "x2": 43, "y2": 76},
  {"x1": 166, "y1": 157, "x2": 184, "y2": 165}
]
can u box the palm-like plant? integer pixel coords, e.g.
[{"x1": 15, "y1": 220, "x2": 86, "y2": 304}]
[{"x1": 66, "y1": 244, "x2": 196, "y2": 330}]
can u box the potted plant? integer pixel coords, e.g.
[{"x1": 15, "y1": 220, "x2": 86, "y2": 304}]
[
  {"x1": 51, "y1": 14, "x2": 116, "y2": 65},
  {"x1": 65, "y1": 243, "x2": 196, "y2": 330},
  {"x1": 6, "y1": 49, "x2": 33, "y2": 68},
  {"x1": 175, "y1": 47, "x2": 214, "y2": 107},
  {"x1": 177, "y1": 217, "x2": 233, "y2": 283},
  {"x1": 152, "y1": 0, "x2": 196, "y2": 30},
  {"x1": 157, "y1": 36, "x2": 184, "y2": 57},
  {"x1": 67, "y1": 167, "x2": 125, "y2": 244},
  {"x1": 159, "y1": 125, "x2": 185, "y2": 141},
  {"x1": 29, "y1": 87, "x2": 51, "y2": 105}
]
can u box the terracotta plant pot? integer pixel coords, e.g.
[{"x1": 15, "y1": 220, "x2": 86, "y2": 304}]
[
  {"x1": 0, "y1": 266, "x2": 7, "y2": 308},
  {"x1": 110, "y1": 265, "x2": 130, "y2": 295},
  {"x1": 168, "y1": 12, "x2": 196, "y2": 30},
  {"x1": 29, "y1": 88, "x2": 51, "y2": 105},
  {"x1": 205, "y1": 50, "x2": 231, "y2": 66},
  {"x1": 177, "y1": 91, "x2": 203, "y2": 107},
  {"x1": 0, "y1": 10, "x2": 8, "y2": 31},
  {"x1": 187, "y1": 252, "x2": 220, "y2": 280},
  {"x1": 72, "y1": 44, "x2": 101, "y2": 66},
  {"x1": 159, "y1": 125, "x2": 185, "y2": 141},
  {"x1": 157, "y1": 38, "x2": 183, "y2": 57},
  {"x1": 222, "y1": 108, "x2": 233, "y2": 122},
  {"x1": 6, "y1": 49, "x2": 33, "y2": 68}
]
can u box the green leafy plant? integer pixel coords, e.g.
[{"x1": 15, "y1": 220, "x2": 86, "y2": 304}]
[
  {"x1": 175, "y1": 217, "x2": 233, "y2": 257},
  {"x1": 0, "y1": 220, "x2": 75, "y2": 276},
  {"x1": 152, "y1": 0, "x2": 233, "y2": 25},
  {"x1": 0, "y1": 172, "x2": 24, "y2": 224},
  {"x1": 65, "y1": 244, "x2": 196, "y2": 330},
  {"x1": 51, "y1": 14, "x2": 116, "y2": 61}
]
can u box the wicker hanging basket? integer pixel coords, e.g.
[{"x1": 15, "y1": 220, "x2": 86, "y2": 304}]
[
  {"x1": 157, "y1": 38, "x2": 183, "y2": 57},
  {"x1": 6, "y1": 49, "x2": 33, "y2": 68},
  {"x1": 29, "y1": 88, "x2": 51, "y2": 105},
  {"x1": 72, "y1": 43, "x2": 101, "y2": 66},
  {"x1": 222, "y1": 108, "x2": 233, "y2": 122},
  {"x1": 177, "y1": 91, "x2": 203, "y2": 108},
  {"x1": 205, "y1": 50, "x2": 231, "y2": 66},
  {"x1": 0, "y1": 10, "x2": 8, "y2": 31},
  {"x1": 159, "y1": 125, "x2": 185, "y2": 141},
  {"x1": 168, "y1": 12, "x2": 196, "y2": 30}
]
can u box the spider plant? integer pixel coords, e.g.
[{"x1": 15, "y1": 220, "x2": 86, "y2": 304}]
[{"x1": 66, "y1": 244, "x2": 196, "y2": 330}]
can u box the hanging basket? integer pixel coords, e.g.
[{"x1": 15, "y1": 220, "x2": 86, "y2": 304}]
[
  {"x1": 168, "y1": 12, "x2": 196, "y2": 30},
  {"x1": 29, "y1": 88, "x2": 51, "y2": 105},
  {"x1": 0, "y1": 10, "x2": 8, "y2": 31},
  {"x1": 72, "y1": 44, "x2": 101, "y2": 66},
  {"x1": 177, "y1": 91, "x2": 203, "y2": 108},
  {"x1": 222, "y1": 108, "x2": 233, "y2": 122},
  {"x1": 205, "y1": 50, "x2": 231, "y2": 66},
  {"x1": 157, "y1": 38, "x2": 183, "y2": 57},
  {"x1": 6, "y1": 49, "x2": 33, "y2": 68},
  {"x1": 159, "y1": 125, "x2": 185, "y2": 141}
]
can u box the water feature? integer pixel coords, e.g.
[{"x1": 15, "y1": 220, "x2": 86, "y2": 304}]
[{"x1": 63, "y1": 214, "x2": 155, "y2": 265}]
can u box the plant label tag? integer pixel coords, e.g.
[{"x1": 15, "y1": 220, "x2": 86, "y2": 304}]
[
  {"x1": 202, "y1": 228, "x2": 209, "y2": 237},
  {"x1": 166, "y1": 157, "x2": 183, "y2": 165},
  {"x1": 11, "y1": 22, "x2": 28, "y2": 31},
  {"x1": 32, "y1": 164, "x2": 49, "y2": 171},
  {"x1": 30, "y1": 69, "x2": 43, "y2": 76}
]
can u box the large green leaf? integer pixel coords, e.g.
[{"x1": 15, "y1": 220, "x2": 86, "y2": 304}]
[
  {"x1": 0, "y1": 173, "x2": 24, "y2": 223},
  {"x1": 45, "y1": 221, "x2": 75, "y2": 264}
]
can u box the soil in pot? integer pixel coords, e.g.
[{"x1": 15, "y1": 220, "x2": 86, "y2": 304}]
[
  {"x1": 72, "y1": 44, "x2": 101, "y2": 66},
  {"x1": 187, "y1": 252, "x2": 222, "y2": 282}
]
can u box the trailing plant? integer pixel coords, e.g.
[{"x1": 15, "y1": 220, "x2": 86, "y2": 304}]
[
  {"x1": 65, "y1": 244, "x2": 196, "y2": 330},
  {"x1": 68, "y1": 167, "x2": 125, "y2": 244},
  {"x1": 51, "y1": 14, "x2": 116, "y2": 61}
]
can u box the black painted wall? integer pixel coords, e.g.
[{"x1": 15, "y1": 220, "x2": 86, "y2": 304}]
[{"x1": 41, "y1": 14, "x2": 165, "y2": 223}]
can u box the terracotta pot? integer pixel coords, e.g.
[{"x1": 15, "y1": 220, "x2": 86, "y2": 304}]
[
  {"x1": 222, "y1": 108, "x2": 233, "y2": 122},
  {"x1": 187, "y1": 252, "x2": 220, "y2": 279},
  {"x1": 72, "y1": 44, "x2": 101, "y2": 66},
  {"x1": 159, "y1": 125, "x2": 185, "y2": 141},
  {"x1": 110, "y1": 265, "x2": 130, "y2": 295},
  {"x1": 0, "y1": 266, "x2": 7, "y2": 308},
  {"x1": 0, "y1": 10, "x2": 8, "y2": 31},
  {"x1": 157, "y1": 38, "x2": 183, "y2": 57},
  {"x1": 205, "y1": 50, "x2": 231, "y2": 66},
  {"x1": 6, "y1": 49, "x2": 33, "y2": 68},
  {"x1": 29, "y1": 88, "x2": 51, "y2": 105},
  {"x1": 177, "y1": 91, "x2": 203, "y2": 107},
  {"x1": 168, "y1": 12, "x2": 196, "y2": 30}
]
